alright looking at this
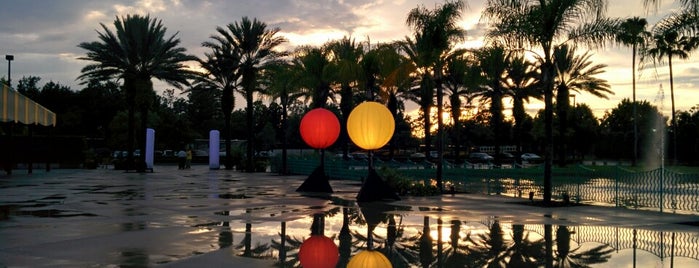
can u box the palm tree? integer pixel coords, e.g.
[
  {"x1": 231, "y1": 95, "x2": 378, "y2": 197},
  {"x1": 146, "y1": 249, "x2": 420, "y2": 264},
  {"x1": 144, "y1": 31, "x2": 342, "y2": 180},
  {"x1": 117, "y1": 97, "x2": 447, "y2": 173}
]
[
  {"x1": 199, "y1": 28, "x2": 242, "y2": 170},
  {"x1": 374, "y1": 42, "x2": 415, "y2": 158},
  {"x1": 643, "y1": 29, "x2": 696, "y2": 164},
  {"x1": 400, "y1": 37, "x2": 436, "y2": 161},
  {"x1": 405, "y1": 0, "x2": 467, "y2": 190},
  {"x1": 328, "y1": 37, "x2": 363, "y2": 158},
  {"x1": 483, "y1": 0, "x2": 620, "y2": 204},
  {"x1": 443, "y1": 52, "x2": 479, "y2": 164},
  {"x1": 472, "y1": 45, "x2": 512, "y2": 162},
  {"x1": 503, "y1": 55, "x2": 540, "y2": 154},
  {"x1": 293, "y1": 45, "x2": 336, "y2": 109},
  {"x1": 78, "y1": 14, "x2": 197, "y2": 171},
  {"x1": 644, "y1": 0, "x2": 699, "y2": 36},
  {"x1": 552, "y1": 44, "x2": 612, "y2": 167},
  {"x1": 263, "y1": 62, "x2": 303, "y2": 175},
  {"x1": 615, "y1": 17, "x2": 651, "y2": 166},
  {"x1": 223, "y1": 17, "x2": 287, "y2": 172}
]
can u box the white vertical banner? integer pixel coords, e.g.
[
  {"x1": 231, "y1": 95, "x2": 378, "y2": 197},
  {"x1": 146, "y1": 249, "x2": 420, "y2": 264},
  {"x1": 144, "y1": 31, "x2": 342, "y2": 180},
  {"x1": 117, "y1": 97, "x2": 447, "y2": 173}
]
[
  {"x1": 145, "y1": 128, "x2": 155, "y2": 170},
  {"x1": 209, "y1": 130, "x2": 220, "y2": 169}
]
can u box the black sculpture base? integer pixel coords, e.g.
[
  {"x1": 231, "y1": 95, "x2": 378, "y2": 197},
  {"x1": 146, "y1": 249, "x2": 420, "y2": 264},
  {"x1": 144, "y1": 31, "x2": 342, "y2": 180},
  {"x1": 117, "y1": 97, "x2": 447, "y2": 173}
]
[
  {"x1": 296, "y1": 165, "x2": 333, "y2": 193},
  {"x1": 356, "y1": 168, "x2": 400, "y2": 202}
]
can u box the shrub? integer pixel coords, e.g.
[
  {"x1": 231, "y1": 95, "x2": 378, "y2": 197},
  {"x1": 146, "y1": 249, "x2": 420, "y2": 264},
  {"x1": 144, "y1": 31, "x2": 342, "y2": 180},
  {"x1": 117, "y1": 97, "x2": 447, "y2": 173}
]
[{"x1": 379, "y1": 167, "x2": 440, "y2": 196}]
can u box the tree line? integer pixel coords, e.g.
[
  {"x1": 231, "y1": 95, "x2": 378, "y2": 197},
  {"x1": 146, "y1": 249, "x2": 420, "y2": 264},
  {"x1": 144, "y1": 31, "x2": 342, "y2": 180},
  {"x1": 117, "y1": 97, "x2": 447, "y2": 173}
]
[{"x1": 4, "y1": 0, "x2": 699, "y2": 204}]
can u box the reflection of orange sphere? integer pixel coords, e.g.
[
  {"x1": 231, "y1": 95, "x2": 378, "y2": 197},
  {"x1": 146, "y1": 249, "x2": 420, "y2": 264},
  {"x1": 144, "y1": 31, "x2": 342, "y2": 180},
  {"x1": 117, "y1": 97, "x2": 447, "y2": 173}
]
[
  {"x1": 347, "y1": 250, "x2": 392, "y2": 268},
  {"x1": 347, "y1": 102, "x2": 395, "y2": 150},
  {"x1": 298, "y1": 235, "x2": 339, "y2": 268},
  {"x1": 300, "y1": 108, "x2": 340, "y2": 149}
]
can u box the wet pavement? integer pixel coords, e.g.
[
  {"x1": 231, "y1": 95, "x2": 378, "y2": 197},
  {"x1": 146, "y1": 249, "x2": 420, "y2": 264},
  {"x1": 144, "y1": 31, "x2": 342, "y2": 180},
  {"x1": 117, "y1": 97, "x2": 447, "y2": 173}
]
[{"x1": 1, "y1": 165, "x2": 699, "y2": 267}]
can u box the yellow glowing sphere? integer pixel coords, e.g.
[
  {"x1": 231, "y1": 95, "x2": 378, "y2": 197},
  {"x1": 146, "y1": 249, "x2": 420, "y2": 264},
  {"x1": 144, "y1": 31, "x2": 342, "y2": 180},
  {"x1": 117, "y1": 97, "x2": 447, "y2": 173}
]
[
  {"x1": 347, "y1": 250, "x2": 393, "y2": 268},
  {"x1": 347, "y1": 102, "x2": 395, "y2": 150}
]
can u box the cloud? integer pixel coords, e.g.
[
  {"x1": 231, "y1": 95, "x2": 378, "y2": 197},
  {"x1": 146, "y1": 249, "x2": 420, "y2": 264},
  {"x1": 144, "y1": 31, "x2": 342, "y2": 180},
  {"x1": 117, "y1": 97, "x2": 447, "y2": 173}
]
[{"x1": 0, "y1": 0, "x2": 697, "y2": 118}]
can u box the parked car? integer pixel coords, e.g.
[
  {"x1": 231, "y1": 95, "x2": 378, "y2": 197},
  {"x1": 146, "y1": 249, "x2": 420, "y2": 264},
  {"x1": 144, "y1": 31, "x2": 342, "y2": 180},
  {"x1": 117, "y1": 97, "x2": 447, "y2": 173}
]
[
  {"x1": 494, "y1": 152, "x2": 515, "y2": 165},
  {"x1": 468, "y1": 152, "x2": 494, "y2": 163},
  {"x1": 520, "y1": 153, "x2": 542, "y2": 162},
  {"x1": 349, "y1": 152, "x2": 369, "y2": 161},
  {"x1": 409, "y1": 152, "x2": 426, "y2": 161}
]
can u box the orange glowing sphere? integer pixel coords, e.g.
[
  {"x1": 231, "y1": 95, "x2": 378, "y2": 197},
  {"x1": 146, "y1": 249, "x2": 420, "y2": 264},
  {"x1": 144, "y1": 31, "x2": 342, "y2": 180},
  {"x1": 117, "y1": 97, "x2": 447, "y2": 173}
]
[{"x1": 300, "y1": 108, "x2": 340, "y2": 149}]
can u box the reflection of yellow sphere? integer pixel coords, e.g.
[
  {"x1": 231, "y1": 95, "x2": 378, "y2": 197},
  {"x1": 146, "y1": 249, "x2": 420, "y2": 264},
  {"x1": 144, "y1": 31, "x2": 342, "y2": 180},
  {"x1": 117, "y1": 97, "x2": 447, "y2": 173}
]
[
  {"x1": 347, "y1": 250, "x2": 392, "y2": 268},
  {"x1": 347, "y1": 102, "x2": 395, "y2": 150}
]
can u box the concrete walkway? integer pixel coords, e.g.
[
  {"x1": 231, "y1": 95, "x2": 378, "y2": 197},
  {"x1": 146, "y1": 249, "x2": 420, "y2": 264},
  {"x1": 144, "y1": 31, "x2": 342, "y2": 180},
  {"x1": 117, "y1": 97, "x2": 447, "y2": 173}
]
[{"x1": 1, "y1": 165, "x2": 698, "y2": 267}]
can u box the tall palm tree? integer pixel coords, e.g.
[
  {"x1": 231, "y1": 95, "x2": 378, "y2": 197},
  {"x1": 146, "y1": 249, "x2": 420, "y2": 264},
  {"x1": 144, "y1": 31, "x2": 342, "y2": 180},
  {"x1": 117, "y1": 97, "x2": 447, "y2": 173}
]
[
  {"x1": 552, "y1": 44, "x2": 612, "y2": 167},
  {"x1": 643, "y1": 29, "x2": 696, "y2": 164},
  {"x1": 443, "y1": 52, "x2": 479, "y2": 163},
  {"x1": 199, "y1": 29, "x2": 242, "y2": 170},
  {"x1": 401, "y1": 37, "x2": 436, "y2": 160},
  {"x1": 483, "y1": 0, "x2": 620, "y2": 203},
  {"x1": 293, "y1": 45, "x2": 336, "y2": 109},
  {"x1": 615, "y1": 17, "x2": 651, "y2": 167},
  {"x1": 328, "y1": 37, "x2": 363, "y2": 158},
  {"x1": 503, "y1": 55, "x2": 540, "y2": 154},
  {"x1": 263, "y1": 61, "x2": 303, "y2": 175},
  {"x1": 78, "y1": 14, "x2": 197, "y2": 171},
  {"x1": 224, "y1": 17, "x2": 287, "y2": 172},
  {"x1": 644, "y1": 0, "x2": 699, "y2": 35},
  {"x1": 472, "y1": 45, "x2": 512, "y2": 162},
  {"x1": 405, "y1": 0, "x2": 467, "y2": 191},
  {"x1": 375, "y1": 42, "x2": 415, "y2": 158}
]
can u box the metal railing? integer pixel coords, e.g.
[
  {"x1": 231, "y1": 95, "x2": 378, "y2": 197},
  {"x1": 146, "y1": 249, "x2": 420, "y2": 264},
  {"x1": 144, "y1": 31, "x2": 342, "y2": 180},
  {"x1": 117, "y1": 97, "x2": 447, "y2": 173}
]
[{"x1": 272, "y1": 156, "x2": 699, "y2": 214}]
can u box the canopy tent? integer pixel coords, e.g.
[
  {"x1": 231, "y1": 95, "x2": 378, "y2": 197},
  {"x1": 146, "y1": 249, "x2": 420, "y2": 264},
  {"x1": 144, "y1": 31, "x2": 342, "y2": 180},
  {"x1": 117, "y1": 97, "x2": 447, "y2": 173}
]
[
  {"x1": 1, "y1": 84, "x2": 56, "y2": 126},
  {"x1": 2, "y1": 84, "x2": 56, "y2": 175}
]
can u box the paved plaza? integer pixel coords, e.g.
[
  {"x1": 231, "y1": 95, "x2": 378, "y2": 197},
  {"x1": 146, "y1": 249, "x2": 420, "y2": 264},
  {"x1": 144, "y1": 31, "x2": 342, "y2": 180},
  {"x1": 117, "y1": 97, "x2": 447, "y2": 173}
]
[{"x1": 1, "y1": 165, "x2": 698, "y2": 267}]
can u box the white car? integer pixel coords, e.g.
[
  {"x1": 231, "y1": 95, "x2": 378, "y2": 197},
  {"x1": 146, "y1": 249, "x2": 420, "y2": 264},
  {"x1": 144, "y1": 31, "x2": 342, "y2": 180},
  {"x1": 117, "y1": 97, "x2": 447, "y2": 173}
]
[
  {"x1": 520, "y1": 153, "x2": 542, "y2": 161},
  {"x1": 468, "y1": 152, "x2": 494, "y2": 163}
]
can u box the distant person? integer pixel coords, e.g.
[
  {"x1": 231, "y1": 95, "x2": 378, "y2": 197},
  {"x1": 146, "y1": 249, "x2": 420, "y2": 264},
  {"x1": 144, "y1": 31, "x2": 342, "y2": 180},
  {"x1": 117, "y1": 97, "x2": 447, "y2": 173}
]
[
  {"x1": 177, "y1": 149, "x2": 186, "y2": 169},
  {"x1": 185, "y1": 148, "x2": 192, "y2": 169}
]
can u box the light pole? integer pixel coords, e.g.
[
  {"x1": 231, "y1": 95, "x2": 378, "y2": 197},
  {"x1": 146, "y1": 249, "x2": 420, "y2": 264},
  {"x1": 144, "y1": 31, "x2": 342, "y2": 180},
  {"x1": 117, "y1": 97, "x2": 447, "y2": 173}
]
[
  {"x1": 569, "y1": 94, "x2": 576, "y2": 107},
  {"x1": 5, "y1": 55, "x2": 13, "y2": 88}
]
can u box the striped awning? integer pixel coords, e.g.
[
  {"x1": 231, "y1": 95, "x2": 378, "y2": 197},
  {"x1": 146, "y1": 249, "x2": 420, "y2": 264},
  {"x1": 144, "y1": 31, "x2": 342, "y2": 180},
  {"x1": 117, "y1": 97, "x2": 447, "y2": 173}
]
[{"x1": 1, "y1": 84, "x2": 56, "y2": 127}]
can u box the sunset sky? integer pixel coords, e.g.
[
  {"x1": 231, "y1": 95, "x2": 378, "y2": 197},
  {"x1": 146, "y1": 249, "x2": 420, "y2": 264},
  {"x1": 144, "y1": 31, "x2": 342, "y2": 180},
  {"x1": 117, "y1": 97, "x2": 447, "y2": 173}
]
[{"x1": 0, "y1": 0, "x2": 696, "y2": 119}]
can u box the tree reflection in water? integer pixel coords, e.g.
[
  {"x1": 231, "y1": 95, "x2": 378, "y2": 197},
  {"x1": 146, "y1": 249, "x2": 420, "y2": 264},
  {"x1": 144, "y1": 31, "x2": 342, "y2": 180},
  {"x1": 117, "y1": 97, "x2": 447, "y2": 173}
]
[
  {"x1": 553, "y1": 225, "x2": 614, "y2": 268},
  {"x1": 261, "y1": 204, "x2": 683, "y2": 267},
  {"x1": 235, "y1": 208, "x2": 270, "y2": 258}
]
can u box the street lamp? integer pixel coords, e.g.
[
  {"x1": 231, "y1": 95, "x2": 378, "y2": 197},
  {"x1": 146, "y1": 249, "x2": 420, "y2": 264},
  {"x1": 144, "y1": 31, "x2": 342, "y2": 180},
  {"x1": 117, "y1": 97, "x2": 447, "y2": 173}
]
[
  {"x1": 5, "y1": 55, "x2": 13, "y2": 88},
  {"x1": 569, "y1": 94, "x2": 576, "y2": 107}
]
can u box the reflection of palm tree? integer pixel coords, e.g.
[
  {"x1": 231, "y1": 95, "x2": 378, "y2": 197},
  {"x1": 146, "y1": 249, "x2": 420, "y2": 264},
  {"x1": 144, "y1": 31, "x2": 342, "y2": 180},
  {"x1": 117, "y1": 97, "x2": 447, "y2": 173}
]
[
  {"x1": 235, "y1": 210, "x2": 271, "y2": 259},
  {"x1": 506, "y1": 224, "x2": 544, "y2": 268},
  {"x1": 338, "y1": 208, "x2": 354, "y2": 268},
  {"x1": 419, "y1": 216, "x2": 434, "y2": 268},
  {"x1": 374, "y1": 214, "x2": 417, "y2": 267},
  {"x1": 553, "y1": 226, "x2": 614, "y2": 268},
  {"x1": 271, "y1": 228, "x2": 303, "y2": 268},
  {"x1": 442, "y1": 220, "x2": 472, "y2": 267},
  {"x1": 218, "y1": 221, "x2": 233, "y2": 249}
]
